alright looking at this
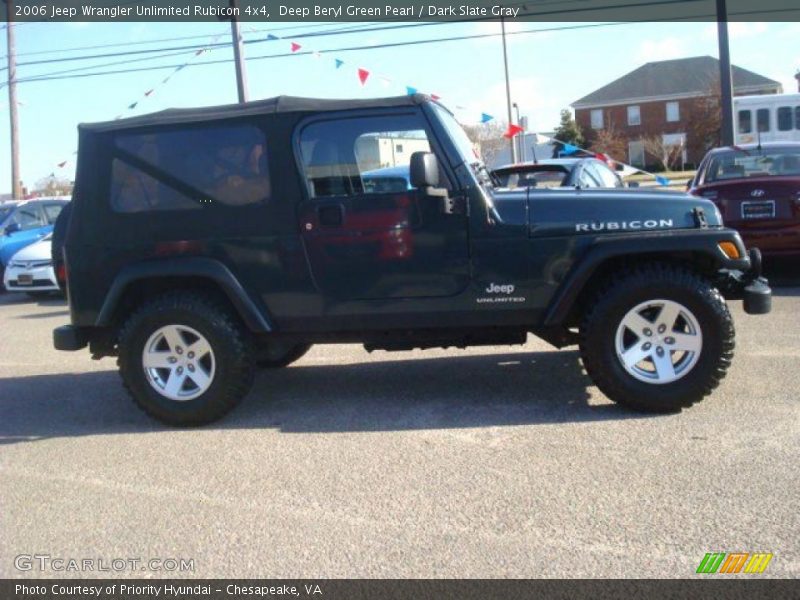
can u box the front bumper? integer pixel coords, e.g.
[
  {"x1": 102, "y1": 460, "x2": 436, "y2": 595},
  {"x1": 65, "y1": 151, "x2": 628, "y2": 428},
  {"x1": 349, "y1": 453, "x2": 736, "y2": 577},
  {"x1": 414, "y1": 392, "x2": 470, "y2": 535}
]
[
  {"x1": 718, "y1": 247, "x2": 772, "y2": 315},
  {"x1": 53, "y1": 325, "x2": 89, "y2": 351}
]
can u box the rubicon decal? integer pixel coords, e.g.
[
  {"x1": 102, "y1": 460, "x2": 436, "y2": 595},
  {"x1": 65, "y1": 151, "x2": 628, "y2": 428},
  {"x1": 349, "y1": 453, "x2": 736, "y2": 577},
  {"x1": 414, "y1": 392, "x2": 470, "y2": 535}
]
[
  {"x1": 696, "y1": 552, "x2": 773, "y2": 574},
  {"x1": 575, "y1": 219, "x2": 674, "y2": 232}
]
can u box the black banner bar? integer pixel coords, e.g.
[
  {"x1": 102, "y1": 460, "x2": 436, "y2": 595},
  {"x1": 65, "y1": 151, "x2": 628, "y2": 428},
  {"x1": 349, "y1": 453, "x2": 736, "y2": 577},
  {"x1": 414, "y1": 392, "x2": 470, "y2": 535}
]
[
  {"x1": 2, "y1": 0, "x2": 800, "y2": 23},
  {"x1": 2, "y1": 579, "x2": 799, "y2": 600}
]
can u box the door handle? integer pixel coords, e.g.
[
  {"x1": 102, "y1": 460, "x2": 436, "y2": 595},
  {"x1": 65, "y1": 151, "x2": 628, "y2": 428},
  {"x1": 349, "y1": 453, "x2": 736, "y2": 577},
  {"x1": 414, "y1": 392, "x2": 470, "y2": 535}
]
[{"x1": 317, "y1": 203, "x2": 345, "y2": 228}]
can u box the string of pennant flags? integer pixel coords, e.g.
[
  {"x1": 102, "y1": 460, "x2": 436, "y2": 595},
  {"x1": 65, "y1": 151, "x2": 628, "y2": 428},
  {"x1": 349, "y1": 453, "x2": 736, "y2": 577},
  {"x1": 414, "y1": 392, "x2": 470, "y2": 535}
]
[{"x1": 52, "y1": 27, "x2": 671, "y2": 187}]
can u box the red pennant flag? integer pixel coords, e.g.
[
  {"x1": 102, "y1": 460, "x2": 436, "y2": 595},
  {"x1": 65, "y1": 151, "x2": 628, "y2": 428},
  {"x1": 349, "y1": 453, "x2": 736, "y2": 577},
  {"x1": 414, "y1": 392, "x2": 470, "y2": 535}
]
[
  {"x1": 503, "y1": 124, "x2": 524, "y2": 139},
  {"x1": 144, "y1": 89, "x2": 154, "y2": 97},
  {"x1": 357, "y1": 68, "x2": 370, "y2": 85},
  {"x1": 431, "y1": 94, "x2": 441, "y2": 101},
  {"x1": 57, "y1": 161, "x2": 67, "y2": 168},
  {"x1": 290, "y1": 42, "x2": 301, "y2": 53}
]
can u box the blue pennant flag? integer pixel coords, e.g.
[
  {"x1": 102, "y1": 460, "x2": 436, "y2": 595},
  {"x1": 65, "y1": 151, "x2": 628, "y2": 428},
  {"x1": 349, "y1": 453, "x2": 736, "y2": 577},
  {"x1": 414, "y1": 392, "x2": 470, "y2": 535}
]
[
  {"x1": 561, "y1": 143, "x2": 579, "y2": 155},
  {"x1": 266, "y1": 34, "x2": 279, "y2": 41},
  {"x1": 480, "y1": 113, "x2": 494, "y2": 123},
  {"x1": 655, "y1": 175, "x2": 671, "y2": 186},
  {"x1": 406, "y1": 86, "x2": 418, "y2": 96},
  {"x1": 335, "y1": 59, "x2": 344, "y2": 69}
]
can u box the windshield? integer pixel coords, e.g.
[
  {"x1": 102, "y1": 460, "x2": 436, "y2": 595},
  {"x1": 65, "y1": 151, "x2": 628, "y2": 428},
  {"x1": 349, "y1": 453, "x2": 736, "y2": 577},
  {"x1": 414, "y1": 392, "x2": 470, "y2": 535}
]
[
  {"x1": 0, "y1": 205, "x2": 15, "y2": 224},
  {"x1": 704, "y1": 146, "x2": 800, "y2": 183},
  {"x1": 432, "y1": 104, "x2": 480, "y2": 166}
]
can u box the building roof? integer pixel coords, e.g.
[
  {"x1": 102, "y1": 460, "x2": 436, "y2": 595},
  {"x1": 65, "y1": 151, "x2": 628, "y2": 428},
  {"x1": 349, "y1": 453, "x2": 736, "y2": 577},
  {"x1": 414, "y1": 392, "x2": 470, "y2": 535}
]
[
  {"x1": 80, "y1": 94, "x2": 431, "y2": 132},
  {"x1": 572, "y1": 56, "x2": 782, "y2": 108}
]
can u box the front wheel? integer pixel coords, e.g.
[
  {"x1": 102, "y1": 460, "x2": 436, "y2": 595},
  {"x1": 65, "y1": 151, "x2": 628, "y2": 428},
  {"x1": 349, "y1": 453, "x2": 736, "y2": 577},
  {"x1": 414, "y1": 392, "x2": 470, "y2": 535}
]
[
  {"x1": 579, "y1": 264, "x2": 735, "y2": 412},
  {"x1": 118, "y1": 291, "x2": 255, "y2": 426}
]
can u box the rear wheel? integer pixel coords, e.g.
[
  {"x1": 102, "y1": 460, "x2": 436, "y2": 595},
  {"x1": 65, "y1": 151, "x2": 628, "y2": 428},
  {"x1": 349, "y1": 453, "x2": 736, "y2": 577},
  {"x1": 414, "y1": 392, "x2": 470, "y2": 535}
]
[
  {"x1": 256, "y1": 342, "x2": 312, "y2": 368},
  {"x1": 579, "y1": 264, "x2": 734, "y2": 412},
  {"x1": 118, "y1": 291, "x2": 255, "y2": 426}
]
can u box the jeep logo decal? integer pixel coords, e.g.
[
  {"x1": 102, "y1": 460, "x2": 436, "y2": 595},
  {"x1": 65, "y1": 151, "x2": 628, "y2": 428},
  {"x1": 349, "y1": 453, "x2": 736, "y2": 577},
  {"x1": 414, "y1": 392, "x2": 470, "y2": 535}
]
[
  {"x1": 486, "y1": 283, "x2": 515, "y2": 294},
  {"x1": 575, "y1": 219, "x2": 674, "y2": 232}
]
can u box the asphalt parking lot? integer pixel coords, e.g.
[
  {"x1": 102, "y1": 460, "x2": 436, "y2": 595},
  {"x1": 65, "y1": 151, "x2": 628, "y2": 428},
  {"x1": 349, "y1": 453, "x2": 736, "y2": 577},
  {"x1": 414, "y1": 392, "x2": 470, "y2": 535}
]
[{"x1": 1, "y1": 264, "x2": 798, "y2": 579}]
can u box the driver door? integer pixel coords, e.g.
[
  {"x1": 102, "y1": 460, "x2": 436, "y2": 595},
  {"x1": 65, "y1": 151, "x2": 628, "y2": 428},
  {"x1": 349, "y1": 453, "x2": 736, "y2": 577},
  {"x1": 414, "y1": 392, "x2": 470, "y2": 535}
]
[{"x1": 297, "y1": 112, "x2": 469, "y2": 300}]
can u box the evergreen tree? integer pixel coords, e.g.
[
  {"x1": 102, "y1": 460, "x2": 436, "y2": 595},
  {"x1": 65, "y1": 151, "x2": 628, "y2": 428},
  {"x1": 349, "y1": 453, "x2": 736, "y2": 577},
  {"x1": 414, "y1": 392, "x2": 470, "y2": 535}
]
[{"x1": 552, "y1": 109, "x2": 585, "y2": 158}]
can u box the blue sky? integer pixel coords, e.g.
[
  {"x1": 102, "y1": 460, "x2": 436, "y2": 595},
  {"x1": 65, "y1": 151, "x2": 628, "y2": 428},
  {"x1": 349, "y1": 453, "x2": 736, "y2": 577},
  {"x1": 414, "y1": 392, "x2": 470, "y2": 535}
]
[{"x1": 1, "y1": 19, "x2": 799, "y2": 193}]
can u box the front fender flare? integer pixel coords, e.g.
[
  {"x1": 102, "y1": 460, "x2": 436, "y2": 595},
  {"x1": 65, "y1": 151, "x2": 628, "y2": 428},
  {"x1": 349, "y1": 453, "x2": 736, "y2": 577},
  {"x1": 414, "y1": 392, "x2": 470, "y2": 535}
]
[
  {"x1": 96, "y1": 257, "x2": 273, "y2": 332},
  {"x1": 542, "y1": 228, "x2": 749, "y2": 327}
]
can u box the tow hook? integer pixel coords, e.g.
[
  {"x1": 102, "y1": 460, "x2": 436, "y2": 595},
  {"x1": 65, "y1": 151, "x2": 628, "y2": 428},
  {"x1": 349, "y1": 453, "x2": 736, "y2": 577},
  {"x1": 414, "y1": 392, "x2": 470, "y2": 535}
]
[{"x1": 742, "y1": 248, "x2": 771, "y2": 315}]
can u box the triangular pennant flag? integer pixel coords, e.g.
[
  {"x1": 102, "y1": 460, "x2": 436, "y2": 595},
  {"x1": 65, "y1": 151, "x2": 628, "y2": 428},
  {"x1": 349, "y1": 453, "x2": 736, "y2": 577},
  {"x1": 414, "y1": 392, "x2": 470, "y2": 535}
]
[
  {"x1": 144, "y1": 89, "x2": 154, "y2": 97},
  {"x1": 267, "y1": 34, "x2": 279, "y2": 41},
  {"x1": 431, "y1": 94, "x2": 441, "y2": 101},
  {"x1": 379, "y1": 76, "x2": 392, "y2": 88},
  {"x1": 594, "y1": 153, "x2": 607, "y2": 161},
  {"x1": 480, "y1": 113, "x2": 494, "y2": 123},
  {"x1": 655, "y1": 175, "x2": 671, "y2": 186},
  {"x1": 406, "y1": 86, "x2": 418, "y2": 96},
  {"x1": 503, "y1": 124, "x2": 524, "y2": 139},
  {"x1": 175, "y1": 65, "x2": 186, "y2": 72},
  {"x1": 128, "y1": 102, "x2": 138, "y2": 110},
  {"x1": 194, "y1": 49, "x2": 204, "y2": 56},
  {"x1": 335, "y1": 59, "x2": 344, "y2": 69},
  {"x1": 161, "y1": 76, "x2": 172, "y2": 84},
  {"x1": 357, "y1": 68, "x2": 370, "y2": 86},
  {"x1": 290, "y1": 42, "x2": 301, "y2": 53},
  {"x1": 533, "y1": 133, "x2": 551, "y2": 144},
  {"x1": 561, "y1": 143, "x2": 579, "y2": 155},
  {"x1": 57, "y1": 161, "x2": 67, "y2": 168}
]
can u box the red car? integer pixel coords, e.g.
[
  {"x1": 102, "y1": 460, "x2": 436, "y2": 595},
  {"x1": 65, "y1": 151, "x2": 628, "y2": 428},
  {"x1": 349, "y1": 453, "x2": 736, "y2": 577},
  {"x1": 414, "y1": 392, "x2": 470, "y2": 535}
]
[{"x1": 688, "y1": 143, "x2": 800, "y2": 257}]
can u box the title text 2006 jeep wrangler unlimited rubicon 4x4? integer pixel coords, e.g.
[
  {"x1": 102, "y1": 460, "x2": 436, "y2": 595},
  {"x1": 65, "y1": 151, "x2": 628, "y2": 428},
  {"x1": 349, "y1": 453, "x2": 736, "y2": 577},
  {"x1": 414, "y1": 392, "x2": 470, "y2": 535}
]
[{"x1": 53, "y1": 95, "x2": 771, "y2": 425}]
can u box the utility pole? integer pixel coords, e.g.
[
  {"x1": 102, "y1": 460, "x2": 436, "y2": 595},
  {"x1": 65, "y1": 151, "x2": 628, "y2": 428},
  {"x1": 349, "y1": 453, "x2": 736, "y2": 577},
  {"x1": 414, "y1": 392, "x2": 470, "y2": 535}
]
[
  {"x1": 500, "y1": 16, "x2": 518, "y2": 164},
  {"x1": 5, "y1": 1, "x2": 22, "y2": 198},
  {"x1": 226, "y1": 0, "x2": 249, "y2": 103},
  {"x1": 716, "y1": 0, "x2": 734, "y2": 146}
]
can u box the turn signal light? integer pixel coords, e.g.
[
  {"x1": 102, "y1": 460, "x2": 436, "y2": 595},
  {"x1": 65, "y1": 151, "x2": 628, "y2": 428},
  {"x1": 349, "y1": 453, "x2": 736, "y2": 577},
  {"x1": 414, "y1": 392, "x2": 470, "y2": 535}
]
[{"x1": 718, "y1": 241, "x2": 741, "y2": 259}]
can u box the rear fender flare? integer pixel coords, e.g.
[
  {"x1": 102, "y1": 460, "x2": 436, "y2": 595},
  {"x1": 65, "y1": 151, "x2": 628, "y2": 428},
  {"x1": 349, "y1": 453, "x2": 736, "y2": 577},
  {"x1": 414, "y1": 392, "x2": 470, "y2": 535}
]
[{"x1": 96, "y1": 257, "x2": 273, "y2": 332}]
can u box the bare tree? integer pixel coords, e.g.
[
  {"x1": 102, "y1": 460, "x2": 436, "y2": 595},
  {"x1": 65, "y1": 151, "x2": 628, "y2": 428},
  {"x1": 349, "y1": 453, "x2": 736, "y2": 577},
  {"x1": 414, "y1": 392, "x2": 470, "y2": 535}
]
[
  {"x1": 33, "y1": 174, "x2": 72, "y2": 197},
  {"x1": 641, "y1": 135, "x2": 685, "y2": 172},
  {"x1": 462, "y1": 121, "x2": 508, "y2": 167},
  {"x1": 589, "y1": 124, "x2": 627, "y2": 163}
]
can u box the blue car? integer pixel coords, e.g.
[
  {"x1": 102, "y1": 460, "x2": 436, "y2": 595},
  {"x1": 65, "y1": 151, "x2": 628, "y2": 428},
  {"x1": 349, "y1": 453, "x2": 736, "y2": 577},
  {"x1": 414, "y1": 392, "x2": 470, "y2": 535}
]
[{"x1": 0, "y1": 199, "x2": 69, "y2": 280}]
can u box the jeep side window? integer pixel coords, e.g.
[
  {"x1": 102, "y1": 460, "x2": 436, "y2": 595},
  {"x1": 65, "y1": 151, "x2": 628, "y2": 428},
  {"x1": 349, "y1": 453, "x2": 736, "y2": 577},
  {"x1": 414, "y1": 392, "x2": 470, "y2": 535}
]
[
  {"x1": 43, "y1": 203, "x2": 65, "y2": 224},
  {"x1": 299, "y1": 115, "x2": 439, "y2": 198},
  {"x1": 113, "y1": 124, "x2": 270, "y2": 212}
]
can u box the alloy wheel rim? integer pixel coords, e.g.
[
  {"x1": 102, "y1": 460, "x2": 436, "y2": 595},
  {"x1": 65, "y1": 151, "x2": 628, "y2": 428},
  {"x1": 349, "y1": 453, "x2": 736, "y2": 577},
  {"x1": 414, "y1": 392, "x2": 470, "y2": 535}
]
[
  {"x1": 614, "y1": 299, "x2": 703, "y2": 385},
  {"x1": 142, "y1": 324, "x2": 215, "y2": 401}
]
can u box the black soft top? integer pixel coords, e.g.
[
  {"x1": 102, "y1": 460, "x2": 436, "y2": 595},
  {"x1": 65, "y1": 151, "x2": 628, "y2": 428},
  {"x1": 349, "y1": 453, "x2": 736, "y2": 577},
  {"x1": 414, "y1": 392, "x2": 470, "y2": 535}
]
[{"x1": 80, "y1": 94, "x2": 431, "y2": 132}]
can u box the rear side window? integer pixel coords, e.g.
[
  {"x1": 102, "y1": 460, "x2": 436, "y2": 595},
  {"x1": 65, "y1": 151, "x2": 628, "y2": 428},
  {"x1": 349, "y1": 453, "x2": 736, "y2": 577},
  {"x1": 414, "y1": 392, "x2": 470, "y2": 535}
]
[
  {"x1": 10, "y1": 206, "x2": 44, "y2": 230},
  {"x1": 112, "y1": 124, "x2": 270, "y2": 213},
  {"x1": 777, "y1": 107, "x2": 793, "y2": 131},
  {"x1": 738, "y1": 110, "x2": 751, "y2": 134},
  {"x1": 756, "y1": 108, "x2": 770, "y2": 132},
  {"x1": 43, "y1": 203, "x2": 64, "y2": 224}
]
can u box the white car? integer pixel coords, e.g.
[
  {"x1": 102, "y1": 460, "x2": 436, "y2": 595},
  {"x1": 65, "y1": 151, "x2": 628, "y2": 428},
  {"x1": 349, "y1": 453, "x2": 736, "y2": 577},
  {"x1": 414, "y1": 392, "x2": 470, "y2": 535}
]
[{"x1": 3, "y1": 234, "x2": 59, "y2": 295}]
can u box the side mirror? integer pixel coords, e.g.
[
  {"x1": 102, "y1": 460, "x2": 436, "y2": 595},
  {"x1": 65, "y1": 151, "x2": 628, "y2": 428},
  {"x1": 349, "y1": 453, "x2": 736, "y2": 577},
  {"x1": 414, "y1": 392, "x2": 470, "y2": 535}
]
[
  {"x1": 627, "y1": 181, "x2": 640, "y2": 188},
  {"x1": 410, "y1": 152, "x2": 439, "y2": 189},
  {"x1": 4, "y1": 223, "x2": 20, "y2": 235}
]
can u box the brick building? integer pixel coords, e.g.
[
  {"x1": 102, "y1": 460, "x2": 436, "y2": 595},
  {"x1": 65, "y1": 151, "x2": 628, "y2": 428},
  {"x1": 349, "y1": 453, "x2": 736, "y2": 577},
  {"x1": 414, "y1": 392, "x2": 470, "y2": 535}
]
[{"x1": 571, "y1": 56, "x2": 782, "y2": 169}]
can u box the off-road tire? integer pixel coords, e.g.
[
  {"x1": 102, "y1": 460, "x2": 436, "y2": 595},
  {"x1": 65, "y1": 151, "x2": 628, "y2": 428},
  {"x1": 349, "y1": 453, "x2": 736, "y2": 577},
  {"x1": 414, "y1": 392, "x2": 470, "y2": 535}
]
[
  {"x1": 579, "y1": 263, "x2": 735, "y2": 412},
  {"x1": 256, "y1": 343, "x2": 312, "y2": 368},
  {"x1": 118, "y1": 291, "x2": 255, "y2": 426}
]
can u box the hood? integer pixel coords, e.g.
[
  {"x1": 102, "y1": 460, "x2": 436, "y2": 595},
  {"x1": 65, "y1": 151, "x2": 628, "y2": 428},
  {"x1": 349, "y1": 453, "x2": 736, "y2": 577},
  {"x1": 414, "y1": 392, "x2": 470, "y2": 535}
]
[
  {"x1": 9, "y1": 238, "x2": 52, "y2": 262},
  {"x1": 499, "y1": 188, "x2": 723, "y2": 237}
]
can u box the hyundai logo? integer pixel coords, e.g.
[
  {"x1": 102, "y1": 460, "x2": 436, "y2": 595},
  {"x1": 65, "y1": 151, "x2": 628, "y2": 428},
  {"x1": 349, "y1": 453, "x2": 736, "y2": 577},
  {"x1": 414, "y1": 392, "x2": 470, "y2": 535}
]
[{"x1": 751, "y1": 189, "x2": 766, "y2": 197}]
